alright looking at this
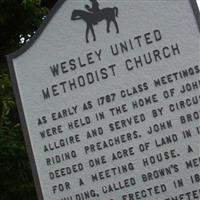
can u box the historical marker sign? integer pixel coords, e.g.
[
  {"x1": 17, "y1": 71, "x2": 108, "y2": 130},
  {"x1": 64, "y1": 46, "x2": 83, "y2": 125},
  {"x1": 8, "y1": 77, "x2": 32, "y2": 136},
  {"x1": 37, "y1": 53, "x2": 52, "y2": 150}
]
[{"x1": 7, "y1": 0, "x2": 200, "y2": 200}]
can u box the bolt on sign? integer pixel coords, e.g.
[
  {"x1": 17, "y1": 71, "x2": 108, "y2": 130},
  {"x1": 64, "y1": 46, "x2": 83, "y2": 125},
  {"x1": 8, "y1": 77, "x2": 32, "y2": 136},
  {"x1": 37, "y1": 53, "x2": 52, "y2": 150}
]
[{"x1": 7, "y1": 0, "x2": 200, "y2": 200}]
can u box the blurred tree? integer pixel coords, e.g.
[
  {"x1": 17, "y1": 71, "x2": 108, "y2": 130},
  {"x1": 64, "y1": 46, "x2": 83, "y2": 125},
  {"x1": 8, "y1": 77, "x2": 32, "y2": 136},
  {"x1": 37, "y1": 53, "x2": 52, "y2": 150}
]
[{"x1": 0, "y1": 0, "x2": 57, "y2": 199}]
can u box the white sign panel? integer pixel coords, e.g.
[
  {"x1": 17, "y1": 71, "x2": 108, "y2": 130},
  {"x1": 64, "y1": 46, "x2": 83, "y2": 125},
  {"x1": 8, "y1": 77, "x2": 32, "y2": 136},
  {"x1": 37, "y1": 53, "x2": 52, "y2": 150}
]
[{"x1": 7, "y1": 0, "x2": 200, "y2": 200}]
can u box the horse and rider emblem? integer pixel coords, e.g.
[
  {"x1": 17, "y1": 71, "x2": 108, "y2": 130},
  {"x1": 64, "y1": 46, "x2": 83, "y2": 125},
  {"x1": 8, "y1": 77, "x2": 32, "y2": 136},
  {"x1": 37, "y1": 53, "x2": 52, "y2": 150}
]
[{"x1": 71, "y1": 0, "x2": 119, "y2": 43}]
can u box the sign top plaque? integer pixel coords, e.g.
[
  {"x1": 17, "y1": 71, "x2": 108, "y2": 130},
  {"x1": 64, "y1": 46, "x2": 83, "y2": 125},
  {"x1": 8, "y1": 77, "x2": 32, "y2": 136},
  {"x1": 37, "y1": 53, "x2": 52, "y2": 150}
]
[{"x1": 7, "y1": 1, "x2": 200, "y2": 200}]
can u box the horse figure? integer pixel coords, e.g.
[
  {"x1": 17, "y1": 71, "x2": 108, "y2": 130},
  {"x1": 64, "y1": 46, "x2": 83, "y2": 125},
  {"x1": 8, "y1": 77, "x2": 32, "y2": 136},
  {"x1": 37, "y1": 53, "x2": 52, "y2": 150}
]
[{"x1": 71, "y1": 7, "x2": 119, "y2": 43}]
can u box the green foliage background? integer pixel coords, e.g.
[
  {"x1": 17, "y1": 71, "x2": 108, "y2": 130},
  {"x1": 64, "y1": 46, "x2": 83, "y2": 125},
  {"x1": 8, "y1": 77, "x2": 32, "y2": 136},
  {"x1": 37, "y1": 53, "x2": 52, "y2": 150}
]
[{"x1": 0, "y1": 1, "x2": 57, "y2": 199}]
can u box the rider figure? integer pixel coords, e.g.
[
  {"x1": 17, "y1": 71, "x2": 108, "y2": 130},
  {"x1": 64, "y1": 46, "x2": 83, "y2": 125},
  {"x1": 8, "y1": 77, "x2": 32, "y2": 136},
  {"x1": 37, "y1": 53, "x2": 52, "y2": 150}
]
[{"x1": 85, "y1": 0, "x2": 100, "y2": 24}]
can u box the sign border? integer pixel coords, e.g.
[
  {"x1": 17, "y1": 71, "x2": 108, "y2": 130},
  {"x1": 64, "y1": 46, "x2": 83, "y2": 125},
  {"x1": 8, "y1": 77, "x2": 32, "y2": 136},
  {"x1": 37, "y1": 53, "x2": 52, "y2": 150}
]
[
  {"x1": 6, "y1": 1, "x2": 200, "y2": 200},
  {"x1": 7, "y1": 1, "x2": 65, "y2": 200}
]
